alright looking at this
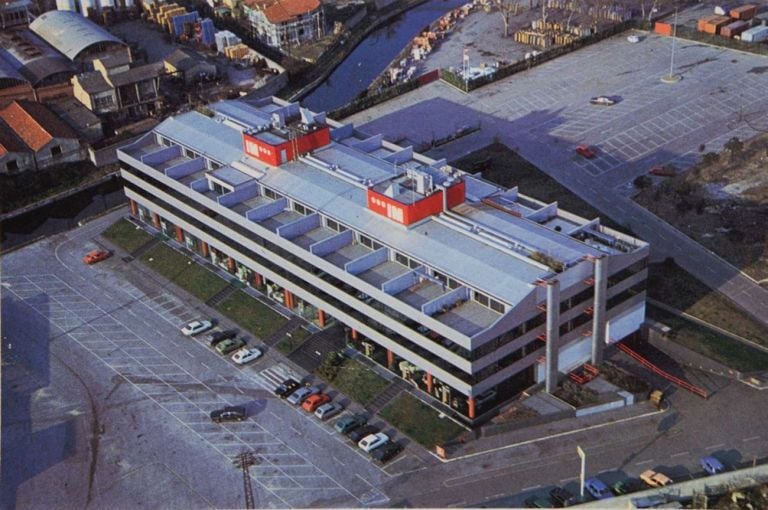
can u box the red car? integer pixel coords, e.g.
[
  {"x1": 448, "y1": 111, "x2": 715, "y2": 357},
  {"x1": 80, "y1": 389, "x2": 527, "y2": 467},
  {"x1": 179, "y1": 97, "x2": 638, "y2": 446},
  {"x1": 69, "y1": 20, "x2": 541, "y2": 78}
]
[
  {"x1": 302, "y1": 393, "x2": 330, "y2": 413},
  {"x1": 576, "y1": 144, "x2": 596, "y2": 159},
  {"x1": 83, "y1": 249, "x2": 111, "y2": 265}
]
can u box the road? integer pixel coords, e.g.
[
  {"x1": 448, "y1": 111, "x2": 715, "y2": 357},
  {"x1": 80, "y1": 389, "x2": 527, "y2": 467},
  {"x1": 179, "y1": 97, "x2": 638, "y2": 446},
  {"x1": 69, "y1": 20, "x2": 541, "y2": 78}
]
[{"x1": 347, "y1": 30, "x2": 768, "y2": 329}]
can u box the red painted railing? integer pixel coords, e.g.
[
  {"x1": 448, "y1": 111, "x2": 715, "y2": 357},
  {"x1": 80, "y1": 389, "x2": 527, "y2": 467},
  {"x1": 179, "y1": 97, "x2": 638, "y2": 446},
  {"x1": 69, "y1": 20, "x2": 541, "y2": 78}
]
[{"x1": 617, "y1": 343, "x2": 709, "y2": 399}]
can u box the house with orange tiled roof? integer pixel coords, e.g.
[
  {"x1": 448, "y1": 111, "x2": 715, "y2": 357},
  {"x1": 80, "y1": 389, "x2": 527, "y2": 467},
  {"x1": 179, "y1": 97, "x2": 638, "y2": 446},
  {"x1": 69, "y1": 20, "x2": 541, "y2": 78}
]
[
  {"x1": 242, "y1": 0, "x2": 324, "y2": 51},
  {"x1": 0, "y1": 100, "x2": 85, "y2": 173}
]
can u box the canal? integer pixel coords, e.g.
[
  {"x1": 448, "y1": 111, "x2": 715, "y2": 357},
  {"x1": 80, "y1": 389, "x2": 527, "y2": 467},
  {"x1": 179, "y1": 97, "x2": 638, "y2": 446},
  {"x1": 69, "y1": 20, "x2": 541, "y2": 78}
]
[{"x1": 301, "y1": 0, "x2": 467, "y2": 112}]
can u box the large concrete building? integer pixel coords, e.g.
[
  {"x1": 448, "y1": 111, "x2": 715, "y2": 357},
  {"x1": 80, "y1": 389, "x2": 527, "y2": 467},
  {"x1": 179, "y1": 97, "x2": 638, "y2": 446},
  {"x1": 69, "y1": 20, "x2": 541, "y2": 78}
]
[{"x1": 117, "y1": 98, "x2": 649, "y2": 423}]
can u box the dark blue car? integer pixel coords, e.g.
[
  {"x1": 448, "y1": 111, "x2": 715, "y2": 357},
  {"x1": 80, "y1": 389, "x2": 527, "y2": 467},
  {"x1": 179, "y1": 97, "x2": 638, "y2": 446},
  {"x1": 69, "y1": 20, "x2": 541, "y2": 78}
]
[{"x1": 585, "y1": 478, "x2": 613, "y2": 500}]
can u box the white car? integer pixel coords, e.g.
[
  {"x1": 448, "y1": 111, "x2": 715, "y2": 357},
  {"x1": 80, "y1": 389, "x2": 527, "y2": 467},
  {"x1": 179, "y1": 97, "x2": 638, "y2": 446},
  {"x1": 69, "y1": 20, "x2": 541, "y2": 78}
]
[
  {"x1": 589, "y1": 96, "x2": 616, "y2": 106},
  {"x1": 181, "y1": 319, "x2": 213, "y2": 336},
  {"x1": 231, "y1": 347, "x2": 263, "y2": 365},
  {"x1": 358, "y1": 432, "x2": 389, "y2": 453},
  {"x1": 314, "y1": 402, "x2": 344, "y2": 420},
  {"x1": 286, "y1": 385, "x2": 320, "y2": 405},
  {"x1": 627, "y1": 34, "x2": 640, "y2": 43}
]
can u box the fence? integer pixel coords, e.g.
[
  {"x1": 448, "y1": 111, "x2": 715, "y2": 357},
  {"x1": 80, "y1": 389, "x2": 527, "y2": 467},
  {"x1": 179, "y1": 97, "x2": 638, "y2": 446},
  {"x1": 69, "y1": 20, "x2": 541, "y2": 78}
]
[{"x1": 617, "y1": 342, "x2": 709, "y2": 398}]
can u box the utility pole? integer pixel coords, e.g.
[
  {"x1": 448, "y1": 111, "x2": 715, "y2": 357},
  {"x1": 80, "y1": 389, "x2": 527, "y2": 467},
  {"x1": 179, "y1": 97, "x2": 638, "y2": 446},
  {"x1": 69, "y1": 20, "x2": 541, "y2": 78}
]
[{"x1": 233, "y1": 450, "x2": 258, "y2": 509}]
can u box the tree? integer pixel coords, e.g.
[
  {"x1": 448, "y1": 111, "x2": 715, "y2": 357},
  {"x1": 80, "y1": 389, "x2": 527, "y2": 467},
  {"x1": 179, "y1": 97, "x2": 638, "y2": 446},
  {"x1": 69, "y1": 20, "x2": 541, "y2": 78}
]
[
  {"x1": 634, "y1": 175, "x2": 652, "y2": 189},
  {"x1": 724, "y1": 136, "x2": 744, "y2": 154},
  {"x1": 317, "y1": 351, "x2": 345, "y2": 381},
  {"x1": 494, "y1": 0, "x2": 523, "y2": 38}
]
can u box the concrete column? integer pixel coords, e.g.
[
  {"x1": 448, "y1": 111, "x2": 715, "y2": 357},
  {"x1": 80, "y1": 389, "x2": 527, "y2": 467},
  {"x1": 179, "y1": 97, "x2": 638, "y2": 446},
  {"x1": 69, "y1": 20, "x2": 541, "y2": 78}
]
[
  {"x1": 283, "y1": 289, "x2": 291, "y2": 308},
  {"x1": 467, "y1": 397, "x2": 476, "y2": 419},
  {"x1": 591, "y1": 256, "x2": 608, "y2": 365},
  {"x1": 227, "y1": 256, "x2": 236, "y2": 273},
  {"x1": 151, "y1": 212, "x2": 161, "y2": 229},
  {"x1": 200, "y1": 241, "x2": 209, "y2": 258},
  {"x1": 426, "y1": 372, "x2": 433, "y2": 393},
  {"x1": 350, "y1": 329, "x2": 358, "y2": 340},
  {"x1": 253, "y1": 272, "x2": 263, "y2": 287},
  {"x1": 386, "y1": 349, "x2": 394, "y2": 368},
  {"x1": 317, "y1": 309, "x2": 326, "y2": 327},
  {"x1": 174, "y1": 225, "x2": 184, "y2": 243},
  {"x1": 545, "y1": 279, "x2": 561, "y2": 394},
  {"x1": 129, "y1": 199, "x2": 138, "y2": 217}
]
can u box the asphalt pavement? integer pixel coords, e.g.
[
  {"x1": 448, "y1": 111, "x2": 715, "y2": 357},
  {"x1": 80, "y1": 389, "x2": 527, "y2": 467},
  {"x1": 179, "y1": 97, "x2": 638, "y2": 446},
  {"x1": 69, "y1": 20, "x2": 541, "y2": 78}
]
[{"x1": 347, "y1": 30, "x2": 768, "y2": 330}]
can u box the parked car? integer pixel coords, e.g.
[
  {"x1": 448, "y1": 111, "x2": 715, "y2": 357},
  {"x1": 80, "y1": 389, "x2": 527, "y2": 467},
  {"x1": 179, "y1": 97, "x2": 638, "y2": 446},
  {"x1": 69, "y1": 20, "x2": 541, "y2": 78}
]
[
  {"x1": 585, "y1": 478, "x2": 613, "y2": 500},
  {"x1": 83, "y1": 249, "x2": 111, "y2": 265},
  {"x1": 207, "y1": 329, "x2": 237, "y2": 346},
  {"x1": 371, "y1": 441, "x2": 403, "y2": 464},
  {"x1": 287, "y1": 385, "x2": 320, "y2": 405},
  {"x1": 335, "y1": 413, "x2": 367, "y2": 434},
  {"x1": 648, "y1": 165, "x2": 677, "y2": 177},
  {"x1": 700, "y1": 456, "x2": 725, "y2": 475},
  {"x1": 589, "y1": 96, "x2": 616, "y2": 106},
  {"x1": 315, "y1": 402, "x2": 344, "y2": 420},
  {"x1": 640, "y1": 469, "x2": 673, "y2": 488},
  {"x1": 548, "y1": 486, "x2": 574, "y2": 507},
  {"x1": 210, "y1": 405, "x2": 246, "y2": 423},
  {"x1": 302, "y1": 393, "x2": 330, "y2": 413},
  {"x1": 182, "y1": 319, "x2": 213, "y2": 336},
  {"x1": 611, "y1": 478, "x2": 644, "y2": 495},
  {"x1": 524, "y1": 495, "x2": 555, "y2": 508},
  {"x1": 232, "y1": 347, "x2": 262, "y2": 365},
  {"x1": 575, "y1": 144, "x2": 596, "y2": 159},
  {"x1": 348, "y1": 424, "x2": 379, "y2": 443},
  {"x1": 274, "y1": 378, "x2": 301, "y2": 398},
  {"x1": 215, "y1": 337, "x2": 245, "y2": 355},
  {"x1": 627, "y1": 34, "x2": 640, "y2": 43},
  {"x1": 358, "y1": 432, "x2": 389, "y2": 453}
]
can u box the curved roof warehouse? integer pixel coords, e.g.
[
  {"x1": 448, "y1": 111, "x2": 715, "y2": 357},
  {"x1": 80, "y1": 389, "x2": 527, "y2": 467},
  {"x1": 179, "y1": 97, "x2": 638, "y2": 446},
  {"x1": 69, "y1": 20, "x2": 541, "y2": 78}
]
[{"x1": 30, "y1": 10, "x2": 125, "y2": 62}]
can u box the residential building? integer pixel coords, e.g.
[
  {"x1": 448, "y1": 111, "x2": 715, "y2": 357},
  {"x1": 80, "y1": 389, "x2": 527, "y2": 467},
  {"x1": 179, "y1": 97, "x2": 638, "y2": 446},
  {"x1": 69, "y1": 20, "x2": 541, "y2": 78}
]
[
  {"x1": 242, "y1": 0, "x2": 324, "y2": 50},
  {"x1": 117, "y1": 98, "x2": 649, "y2": 424},
  {"x1": 0, "y1": 0, "x2": 32, "y2": 29},
  {"x1": 0, "y1": 99, "x2": 84, "y2": 172},
  {"x1": 72, "y1": 53, "x2": 162, "y2": 118}
]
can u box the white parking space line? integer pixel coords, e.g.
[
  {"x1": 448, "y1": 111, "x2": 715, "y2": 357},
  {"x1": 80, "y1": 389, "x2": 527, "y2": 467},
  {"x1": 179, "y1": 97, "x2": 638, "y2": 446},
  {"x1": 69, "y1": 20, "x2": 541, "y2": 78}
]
[
  {"x1": 635, "y1": 459, "x2": 654, "y2": 466},
  {"x1": 5, "y1": 272, "x2": 381, "y2": 507},
  {"x1": 705, "y1": 443, "x2": 725, "y2": 451},
  {"x1": 670, "y1": 451, "x2": 689, "y2": 458},
  {"x1": 744, "y1": 436, "x2": 760, "y2": 442},
  {"x1": 521, "y1": 485, "x2": 541, "y2": 492}
]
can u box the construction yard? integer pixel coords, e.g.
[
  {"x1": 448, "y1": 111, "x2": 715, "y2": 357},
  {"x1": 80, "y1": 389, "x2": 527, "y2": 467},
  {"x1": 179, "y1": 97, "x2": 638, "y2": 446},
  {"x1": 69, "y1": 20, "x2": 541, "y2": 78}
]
[{"x1": 634, "y1": 133, "x2": 768, "y2": 281}]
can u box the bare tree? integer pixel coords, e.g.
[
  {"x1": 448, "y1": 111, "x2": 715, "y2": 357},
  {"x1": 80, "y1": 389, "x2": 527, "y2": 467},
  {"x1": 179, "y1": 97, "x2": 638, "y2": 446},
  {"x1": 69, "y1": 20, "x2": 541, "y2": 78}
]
[{"x1": 494, "y1": 0, "x2": 523, "y2": 37}]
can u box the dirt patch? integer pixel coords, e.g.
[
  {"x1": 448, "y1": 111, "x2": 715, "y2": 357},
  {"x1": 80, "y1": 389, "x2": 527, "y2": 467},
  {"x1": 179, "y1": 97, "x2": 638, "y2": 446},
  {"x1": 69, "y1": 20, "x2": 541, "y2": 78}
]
[{"x1": 634, "y1": 134, "x2": 768, "y2": 280}]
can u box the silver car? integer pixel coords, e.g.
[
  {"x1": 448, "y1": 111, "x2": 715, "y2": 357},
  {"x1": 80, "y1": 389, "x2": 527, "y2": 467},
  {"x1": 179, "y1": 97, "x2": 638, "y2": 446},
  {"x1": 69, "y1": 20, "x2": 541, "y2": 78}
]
[
  {"x1": 286, "y1": 385, "x2": 320, "y2": 405},
  {"x1": 314, "y1": 402, "x2": 343, "y2": 420}
]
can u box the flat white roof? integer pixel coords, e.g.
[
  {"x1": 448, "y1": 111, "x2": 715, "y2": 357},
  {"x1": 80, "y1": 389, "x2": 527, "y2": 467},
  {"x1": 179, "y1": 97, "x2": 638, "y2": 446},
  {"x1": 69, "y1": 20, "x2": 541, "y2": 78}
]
[{"x1": 126, "y1": 100, "x2": 646, "y2": 306}]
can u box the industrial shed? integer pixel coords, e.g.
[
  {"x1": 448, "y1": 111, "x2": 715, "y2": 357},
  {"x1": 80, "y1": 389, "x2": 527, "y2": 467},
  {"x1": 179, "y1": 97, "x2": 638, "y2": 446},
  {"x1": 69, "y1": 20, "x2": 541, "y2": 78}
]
[
  {"x1": 29, "y1": 10, "x2": 126, "y2": 64},
  {"x1": 0, "y1": 29, "x2": 76, "y2": 88}
]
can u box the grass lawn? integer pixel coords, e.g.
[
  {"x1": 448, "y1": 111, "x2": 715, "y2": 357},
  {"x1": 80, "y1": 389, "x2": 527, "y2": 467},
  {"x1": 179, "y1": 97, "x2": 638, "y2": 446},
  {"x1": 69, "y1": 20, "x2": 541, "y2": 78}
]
[
  {"x1": 328, "y1": 358, "x2": 389, "y2": 406},
  {"x1": 276, "y1": 327, "x2": 310, "y2": 355},
  {"x1": 102, "y1": 218, "x2": 155, "y2": 253},
  {"x1": 380, "y1": 393, "x2": 464, "y2": 449},
  {"x1": 648, "y1": 261, "x2": 768, "y2": 347},
  {"x1": 139, "y1": 244, "x2": 229, "y2": 302},
  {"x1": 216, "y1": 291, "x2": 287, "y2": 339},
  {"x1": 450, "y1": 142, "x2": 623, "y2": 230},
  {"x1": 648, "y1": 307, "x2": 768, "y2": 373}
]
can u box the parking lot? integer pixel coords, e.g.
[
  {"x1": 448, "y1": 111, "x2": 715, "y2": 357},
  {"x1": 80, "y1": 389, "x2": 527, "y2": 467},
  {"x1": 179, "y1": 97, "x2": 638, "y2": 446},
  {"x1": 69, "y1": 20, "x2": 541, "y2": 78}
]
[
  {"x1": 351, "y1": 30, "x2": 768, "y2": 187},
  {"x1": 1, "y1": 211, "x2": 426, "y2": 509}
]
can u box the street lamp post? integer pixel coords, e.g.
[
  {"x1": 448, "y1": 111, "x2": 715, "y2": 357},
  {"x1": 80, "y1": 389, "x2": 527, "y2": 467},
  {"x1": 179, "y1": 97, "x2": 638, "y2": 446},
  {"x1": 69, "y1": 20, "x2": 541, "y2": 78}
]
[
  {"x1": 661, "y1": 8, "x2": 682, "y2": 83},
  {"x1": 577, "y1": 445, "x2": 586, "y2": 497}
]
